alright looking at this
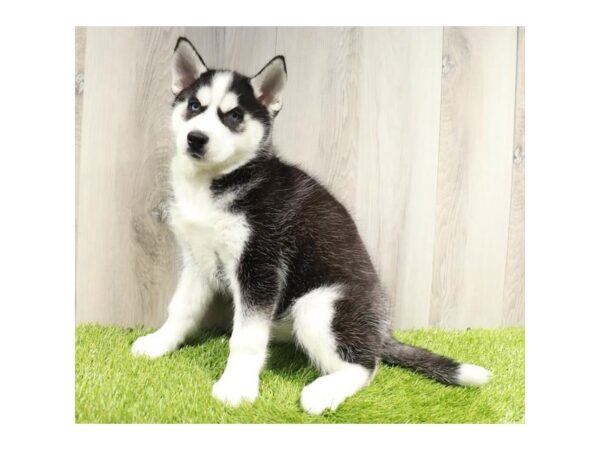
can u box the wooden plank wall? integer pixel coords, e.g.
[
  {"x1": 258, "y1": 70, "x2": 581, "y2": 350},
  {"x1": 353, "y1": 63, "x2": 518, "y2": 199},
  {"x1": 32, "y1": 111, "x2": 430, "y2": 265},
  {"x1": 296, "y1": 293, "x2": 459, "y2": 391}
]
[{"x1": 75, "y1": 27, "x2": 525, "y2": 329}]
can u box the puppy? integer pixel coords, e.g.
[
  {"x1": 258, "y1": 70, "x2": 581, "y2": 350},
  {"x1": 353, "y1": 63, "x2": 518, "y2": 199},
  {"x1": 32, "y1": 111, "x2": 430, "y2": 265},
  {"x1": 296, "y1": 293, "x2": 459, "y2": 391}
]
[{"x1": 132, "y1": 37, "x2": 491, "y2": 415}]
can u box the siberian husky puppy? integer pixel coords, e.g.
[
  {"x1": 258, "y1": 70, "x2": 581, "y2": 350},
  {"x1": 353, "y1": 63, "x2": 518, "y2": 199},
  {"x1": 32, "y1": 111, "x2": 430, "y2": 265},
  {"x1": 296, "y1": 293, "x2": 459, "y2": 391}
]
[{"x1": 132, "y1": 37, "x2": 491, "y2": 414}]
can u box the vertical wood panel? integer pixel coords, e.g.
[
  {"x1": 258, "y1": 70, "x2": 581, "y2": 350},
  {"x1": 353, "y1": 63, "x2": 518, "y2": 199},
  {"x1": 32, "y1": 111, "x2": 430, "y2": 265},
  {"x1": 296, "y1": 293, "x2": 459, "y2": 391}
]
[
  {"x1": 76, "y1": 27, "x2": 184, "y2": 327},
  {"x1": 181, "y1": 27, "x2": 278, "y2": 330},
  {"x1": 75, "y1": 27, "x2": 86, "y2": 215},
  {"x1": 356, "y1": 27, "x2": 443, "y2": 328},
  {"x1": 223, "y1": 27, "x2": 278, "y2": 75},
  {"x1": 182, "y1": 27, "x2": 226, "y2": 69},
  {"x1": 183, "y1": 27, "x2": 277, "y2": 78},
  {"x1": 274, "y1": 27, "x2": 361, "y2": 213},
  {"x1": 503, "y1": 27, "x2": 525, "y2": 326},
  {"x1": 75, "y1": 27, "x2": 86, "y2": 286},
  {"x1": 76, "y1": 27, "x2": 524, "y2": 330},
  {"x1": 429, "y1": 27, "x2": 518, "y2": 328}
]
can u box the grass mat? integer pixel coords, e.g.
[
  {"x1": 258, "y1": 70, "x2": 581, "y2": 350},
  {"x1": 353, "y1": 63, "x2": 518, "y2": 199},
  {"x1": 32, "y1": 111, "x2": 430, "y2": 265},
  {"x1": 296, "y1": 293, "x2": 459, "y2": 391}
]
[{"x1": 75, "y1": 325, "x2": 524, "y2": 423}]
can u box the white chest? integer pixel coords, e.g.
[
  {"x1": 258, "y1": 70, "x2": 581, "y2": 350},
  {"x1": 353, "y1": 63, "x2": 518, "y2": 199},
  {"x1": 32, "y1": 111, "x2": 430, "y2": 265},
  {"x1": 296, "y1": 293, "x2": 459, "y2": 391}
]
[{"x1": 169, "y1": 176, "x2": 250, "y2": 278}]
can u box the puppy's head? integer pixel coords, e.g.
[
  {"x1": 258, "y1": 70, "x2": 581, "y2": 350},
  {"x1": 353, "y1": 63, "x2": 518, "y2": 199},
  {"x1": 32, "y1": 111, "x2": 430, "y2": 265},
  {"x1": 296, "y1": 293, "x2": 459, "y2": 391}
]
[{"x1": 170, "y1": 37, "x2": 286, "y2": 173}]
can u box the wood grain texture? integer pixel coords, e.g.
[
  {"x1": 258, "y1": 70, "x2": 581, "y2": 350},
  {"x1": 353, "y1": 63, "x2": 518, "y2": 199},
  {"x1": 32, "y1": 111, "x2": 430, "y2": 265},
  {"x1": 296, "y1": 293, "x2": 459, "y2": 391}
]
[
  {"x1": 76, "y1": 27, "x2": 524, "y2": 329},
  {"x1": 222, "y1": 27, "x2": 278, "y2": 75},
  {"x1": 502, "y1": 27, "x2": 525, "y2": 326},
  {"x1": 181, "y1": 27, "x2": 226, "y2": 70},
  {"x1": 182, "y1": 27, "x2": 277, "y2": 75},
  {"x1": 274, "y1": 27, "x2": 361, "y2": 214},
  {"x1": 75, "y1": 27, "x2": 86, "y2": 282},
  {"x1": 76, "y1": 27, "x2": 184, "y2": 327},
  {"x1": 429, "y1": 27, "x2": 518, "y2": 328},
  {"x1": 355, "y1": 27, "x2": 443, "y2": 328}
]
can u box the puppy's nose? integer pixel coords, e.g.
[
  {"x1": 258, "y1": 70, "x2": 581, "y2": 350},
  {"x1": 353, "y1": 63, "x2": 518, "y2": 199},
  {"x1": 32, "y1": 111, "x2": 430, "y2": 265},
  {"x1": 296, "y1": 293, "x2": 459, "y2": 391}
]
[{"x1": 187, "y1": 131, "x2": 209, "y2": 158}]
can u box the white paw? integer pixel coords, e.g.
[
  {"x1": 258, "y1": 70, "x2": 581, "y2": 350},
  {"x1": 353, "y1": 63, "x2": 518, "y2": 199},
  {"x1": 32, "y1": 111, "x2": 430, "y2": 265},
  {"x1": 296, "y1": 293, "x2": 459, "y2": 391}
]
[
  {"x1": 131, "y1": 332, "x2": 178, "y2": 358},
  {"x1": 301, "y1": 378, "x2": 344, "y2": 415},
  {"x1": 212, "y1": 375, "x2": 259, "y2": 407},
  {"x1": 456, "y1": 363, "x2": 492, "y2": 386}
]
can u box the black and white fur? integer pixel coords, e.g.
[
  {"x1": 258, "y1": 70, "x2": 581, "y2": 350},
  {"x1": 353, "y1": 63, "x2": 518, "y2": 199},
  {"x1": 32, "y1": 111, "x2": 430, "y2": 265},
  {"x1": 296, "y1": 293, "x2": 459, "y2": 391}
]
[{"x1": 132, "y1": 37, "x2": 491, "y2": 414}]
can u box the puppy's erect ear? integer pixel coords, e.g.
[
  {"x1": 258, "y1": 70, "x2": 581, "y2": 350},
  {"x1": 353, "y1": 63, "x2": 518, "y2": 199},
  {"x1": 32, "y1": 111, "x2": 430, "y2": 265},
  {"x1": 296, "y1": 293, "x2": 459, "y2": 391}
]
[
  {"x1": 172, "y1": 37, "x2": 208, "y2": 95},
  {"x1": 250, "y1": 56, "x2": 287, "y2": 115}
]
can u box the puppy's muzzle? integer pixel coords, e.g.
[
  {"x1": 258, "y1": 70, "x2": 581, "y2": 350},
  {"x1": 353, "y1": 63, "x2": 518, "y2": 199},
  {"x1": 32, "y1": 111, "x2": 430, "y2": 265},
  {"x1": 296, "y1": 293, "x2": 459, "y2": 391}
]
[{"x1": 187, "y1": 131, "x2": 209, "y2": 159}]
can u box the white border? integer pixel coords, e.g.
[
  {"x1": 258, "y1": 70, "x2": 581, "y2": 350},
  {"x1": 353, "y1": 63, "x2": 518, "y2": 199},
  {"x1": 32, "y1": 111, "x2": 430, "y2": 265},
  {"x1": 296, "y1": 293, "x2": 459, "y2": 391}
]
[{"x1": 2, "y1": 0, "x2": 600, "y2": 448}]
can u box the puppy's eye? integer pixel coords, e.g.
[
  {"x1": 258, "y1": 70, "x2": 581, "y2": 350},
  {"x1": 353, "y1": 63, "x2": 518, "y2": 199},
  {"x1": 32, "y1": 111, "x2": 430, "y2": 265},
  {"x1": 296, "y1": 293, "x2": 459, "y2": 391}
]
[
  {"x1": 189, "y1": 99, "x2": 201, "y2": 112},
  {"x1": 226, "y1": 108, "x2": 244, "y2": 123}
]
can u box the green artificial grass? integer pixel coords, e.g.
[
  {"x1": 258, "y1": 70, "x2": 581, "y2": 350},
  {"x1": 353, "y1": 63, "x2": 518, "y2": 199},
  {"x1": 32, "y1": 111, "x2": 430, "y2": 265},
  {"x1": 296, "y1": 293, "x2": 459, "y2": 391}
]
[{"x1": 75, "y1": 325, "x2": 524, "y2": 424}]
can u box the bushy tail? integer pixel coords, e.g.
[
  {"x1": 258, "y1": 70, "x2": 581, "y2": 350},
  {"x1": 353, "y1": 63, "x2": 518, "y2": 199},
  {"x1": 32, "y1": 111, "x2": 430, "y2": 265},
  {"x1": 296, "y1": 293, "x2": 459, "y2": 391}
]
[{"x1": 380, "y1": 336, "x2": 491, "y2": 386}]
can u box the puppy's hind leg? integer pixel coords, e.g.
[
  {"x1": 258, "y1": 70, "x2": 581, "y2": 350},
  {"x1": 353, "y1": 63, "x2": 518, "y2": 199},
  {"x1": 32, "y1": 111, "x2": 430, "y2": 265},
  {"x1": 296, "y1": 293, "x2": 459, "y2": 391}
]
[
  {"x1": 299, "y1": 364, "x2": 373, "y2": 415},
  {"x1": 132, "y1": 261, "x2": 213, "y2": 358},
  {"x1": 291, "y1": 286, "x2": 375, "y2": 415}
]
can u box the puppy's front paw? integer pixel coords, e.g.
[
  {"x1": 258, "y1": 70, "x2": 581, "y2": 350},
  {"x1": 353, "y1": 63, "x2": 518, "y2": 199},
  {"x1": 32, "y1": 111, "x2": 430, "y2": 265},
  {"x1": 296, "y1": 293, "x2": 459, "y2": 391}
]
[
  {"x1": 212, "y1": 375, "x2": 259, "y2": 407},
  {"x1": 131, "y1": 332, "x2": 177, "y2": 358}
]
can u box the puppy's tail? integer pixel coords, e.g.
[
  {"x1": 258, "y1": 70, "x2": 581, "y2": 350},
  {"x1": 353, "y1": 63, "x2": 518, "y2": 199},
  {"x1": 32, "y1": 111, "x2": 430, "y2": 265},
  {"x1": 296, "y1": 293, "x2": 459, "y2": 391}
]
[{"x1": 380, "y1": 335, "x2": 491, "y2": 387}]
